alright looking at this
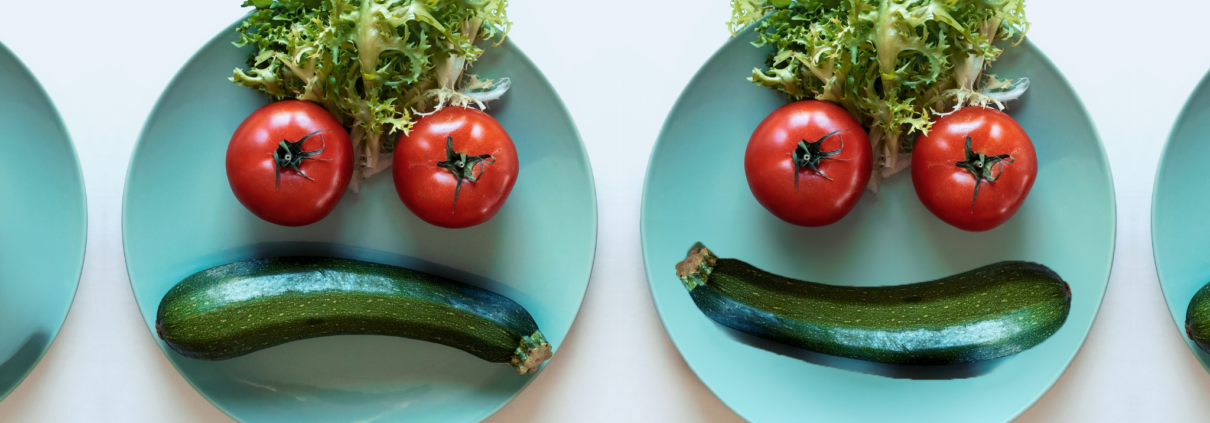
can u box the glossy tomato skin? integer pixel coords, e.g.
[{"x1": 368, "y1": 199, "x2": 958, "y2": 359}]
[
  {"x1": 393, "y1": 107, "x2": 519, "y2": 229},
  {"x1": 226, "y1": 100, "x2": 353, "y2": 227},
  {"x1": 745, "y1": 100, "x2": 872, "y2": 227},
  {"x1": 911, "y1": 107, "x2": 1037, "y2": 232}
]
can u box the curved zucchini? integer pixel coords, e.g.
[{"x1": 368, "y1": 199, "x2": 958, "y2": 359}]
[
  {"x1": 675, "y1": 246, "x2": 1071, "y2": 365},
  {"x1": 156, "y1": 257, "x2": 552, "y2": 374},
  {"x1": 1185, "y1": 283, "x2": 1210, "y2": 353}
]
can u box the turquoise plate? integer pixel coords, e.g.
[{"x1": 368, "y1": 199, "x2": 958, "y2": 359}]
[
  {"x1": 0, "y1": 42, "x2": 86, "y2": 401},
  {"x1": 1154, "y1": 72, "x2": 1210, "y2": 370},
  {"x1": 123, "y1": 21, "x2": 595, "y2": 423},
  {"x1": 641, "y1": 31, "x2": 1114, "y2": 423}
]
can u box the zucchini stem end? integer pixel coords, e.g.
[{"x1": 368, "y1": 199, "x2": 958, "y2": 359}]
[
  {"x1": 511, "y1": 331, "x2": 553, "y2": 375},
  {"x1": 676, "y1": 245, "x2": 717, "y2": 291}
]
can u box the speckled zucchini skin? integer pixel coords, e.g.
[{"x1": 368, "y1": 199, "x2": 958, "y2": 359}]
[
  {"x1": 156, "y1": 257, "x2": 552, "y2": 374},
  {"x1": 676, "y1": 247, "x2": 1071, "y2": 365},
  {"x1": 1185, "y1": 283, "x2": 1210, "y2": 353}
]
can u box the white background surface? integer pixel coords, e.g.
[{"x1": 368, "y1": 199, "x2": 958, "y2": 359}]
[{"x1": 0, "y1": 0, "x2": 1202, "y2": 421}]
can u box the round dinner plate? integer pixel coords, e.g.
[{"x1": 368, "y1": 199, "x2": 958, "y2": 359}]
[
  {"x1": 0, "y1": 42, "x2": 87, "y2": 401},
  {"x1": 641, "y1": 31, "x2": 1114, "y2": 423},
  {"x1": 124, "y1": 20, "x2": 596, "y2": 423},
  {"x1": 1154, "y1": 72, "x2": 1210, "y2": 372}
]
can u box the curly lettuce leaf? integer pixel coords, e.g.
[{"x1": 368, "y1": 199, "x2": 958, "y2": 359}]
[
  {"x1": 732, "y1": 0, "x2": 1028, "y2": 191},
  {"x1": 232, "y1": 0, "x2": 511, "y2": 191}
]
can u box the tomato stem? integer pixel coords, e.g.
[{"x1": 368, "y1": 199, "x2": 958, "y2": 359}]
[
  {"x1": 791, "y1": 129, "x2": 850, "y2": 190},
  {"x1": 436, "y1": 136, "x2": 495, "y2": 212},
  {"x1": 955, "y1": 136, "x2": 1014, "y2": 213},
  {"x1": 273, "y1": 129, "x2": 333, "y2": 190}
]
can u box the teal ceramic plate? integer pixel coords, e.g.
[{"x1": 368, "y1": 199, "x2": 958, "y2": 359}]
[
  {"x1": 124, "y1": 21, "x2": 595, "y2": 423},
  {"x1": 641, "y1": 31, "x2": 1114, "y2": 423},
  {"x1": 0, "y1": 43, "x2": 86, "y2": 401},
  {"x1": 1154, "y1": 72, "x2": 1210, "y2": 370}
]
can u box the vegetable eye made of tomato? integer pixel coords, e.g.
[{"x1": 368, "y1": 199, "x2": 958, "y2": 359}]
[
  {"x1": 744, "y1": 100, "x2": 873, "y2": 227},
  {"x1": 226, "y1": 100, "x2": 354, "y2": 227},
  {"x1": 392, "y1": 107, "x2": 520, "y2": 229},
  {"x1": 911, "y1": 107, "x2": 1038, "y2": 232}
]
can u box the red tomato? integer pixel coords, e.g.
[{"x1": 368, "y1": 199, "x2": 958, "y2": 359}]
[
  {"x1": 745, "y1": 100, "x2": 872, "y2": 227},
  {"x1": 226, "y1": 100, "x2": 353, "y2": 227},
  {"x1": 911, "y1": 107, "x2": 1037, "y2": 232},
  {"x1": 392, "y1": 107, "x2": 519, "y2": 229}
]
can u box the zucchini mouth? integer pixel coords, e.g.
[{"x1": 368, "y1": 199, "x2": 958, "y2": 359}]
[
  {"x1": 674, "y1": 247, "x2": 1072, "y2": 365},
  {"x1": 158, "y1": 257, "x2": 554, "y2": 370}
]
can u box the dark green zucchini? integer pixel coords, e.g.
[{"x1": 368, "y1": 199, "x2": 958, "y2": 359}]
[
  {"x1": 1185, "y1": 283, "x2": 1210, "y2": 353},
  {"x1": 675, "y1": 245, "x2": 1071, "y2": 365},
  {"x1": 156, "y1": 257, "x2": 552, "y2": 374}
]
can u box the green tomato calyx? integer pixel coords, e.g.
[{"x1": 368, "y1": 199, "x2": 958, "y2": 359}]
[
  {"x1": 273, "y1": 129, "x2": 332, "y2": 190},
  {"x1": 792, "y1": 129, "x2": 849, "y2": 190},
  {"x1": 955, "y1": 136, "x2": 1014, "y2": 212},
  {"x1": 436, "y1": 136, "x2": 495, "y2": 212}
]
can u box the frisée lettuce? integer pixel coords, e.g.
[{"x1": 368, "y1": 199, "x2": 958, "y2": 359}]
[
  {"x1": 730, "y1": 0, "x2": 1029, "y2": 191},
  {"x1": 232, "y1": 0, "x2": 511, "y2": 192}
]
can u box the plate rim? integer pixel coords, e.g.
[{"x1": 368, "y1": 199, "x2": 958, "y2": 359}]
[
  {"x1": 121, "y1": 16, "x2": 598, "y2": 423},
  {"x1": 639, "y1": 29, "x2": 1116, "y2": 423},
  {"x1": 1151, "y1": 67, "x2": 1210, "y2": 362},
  {"x1": 0, "y1": 40, "x2": 89, "y2": 403}
]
